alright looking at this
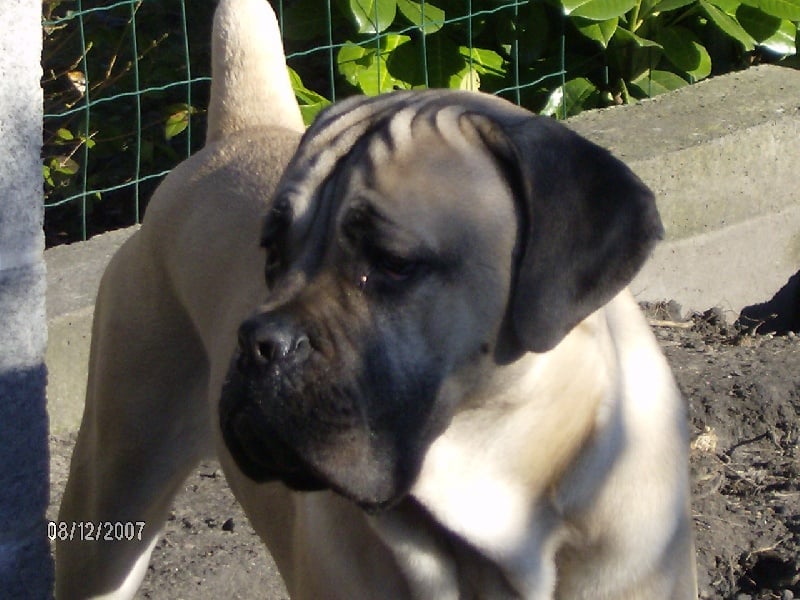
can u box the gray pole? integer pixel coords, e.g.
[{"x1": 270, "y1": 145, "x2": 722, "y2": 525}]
[{"x1": 0, "y1": 0, "x2": 53, "y2": 597}]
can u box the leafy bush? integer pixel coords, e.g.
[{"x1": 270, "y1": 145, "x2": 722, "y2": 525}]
[
  {"x1": 285, "y1": 0, "x2": 799, "y2": 122},
  {"x1": 42, "y1": 0, "x2": 214, "y2": 243},
  {"x1": 42, "y1": 0, "x2": 798, "y2": 244}
]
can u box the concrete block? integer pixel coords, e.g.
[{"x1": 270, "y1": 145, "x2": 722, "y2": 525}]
[
  {"x1": 46, "y1": 307, "x2": 94, "y2": 435},
  {"x1": 570, "y1": 64, "x2": 800, "y2": 320},
  {"x1": 0, "y1": 264, "x2": 47, "y2": 371},
  {"x1": 1, "y1": 0, "x2": 51, "y2": 593},
  {"x1": 0, "y1": 0, "x2": 45, "y2": 273},
  {"x1": 633, "y1": 204, "x2": 800, "y2": 322},
  {"x1": 0, "y1": 365, "x2": 50, "y2": 522},
  {"x1": 45, "y1": 227, "x2": 137, "y2": 434}
]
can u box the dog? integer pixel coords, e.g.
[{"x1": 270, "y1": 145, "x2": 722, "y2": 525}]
[{"x1": 56, "y1": 0, "x2": 697, "y2": 597}]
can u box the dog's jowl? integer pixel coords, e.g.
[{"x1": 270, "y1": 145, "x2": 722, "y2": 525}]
[{"x1": 56, "y1": 0, "x2": 697, "y2": 598}]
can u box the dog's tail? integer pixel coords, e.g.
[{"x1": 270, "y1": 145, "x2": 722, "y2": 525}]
[{"x1": 206, "y1": 0, "x2": 304, "y2": 144}]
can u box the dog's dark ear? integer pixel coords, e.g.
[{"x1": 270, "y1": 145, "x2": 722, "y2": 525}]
[{"x1": 476, "y1": 114, "x2": 663, "y2": 353}]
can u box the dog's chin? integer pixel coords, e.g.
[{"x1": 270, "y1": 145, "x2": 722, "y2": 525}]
[
  {"x1": 222, "y1": 410, "x2": 406, "y2": 512},
  {"x1": 221, "y1": 406, "x2": 329, "y2": 492},
  {"x1": 220, "y1": 386, "x2": 409, "y2": 513}
]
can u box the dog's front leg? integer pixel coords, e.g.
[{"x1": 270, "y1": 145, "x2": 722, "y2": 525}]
[{"x1": 56, "y1": 238, "x2": 211, "y2": 600}]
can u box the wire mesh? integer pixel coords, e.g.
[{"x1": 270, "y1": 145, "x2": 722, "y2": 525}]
[{"x1": 42, "y1": 0, "x2": 564, "y2": 243}]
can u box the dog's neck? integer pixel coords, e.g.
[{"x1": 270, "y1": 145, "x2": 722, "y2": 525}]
[{"x1": 405, "y1": 310, "x2": 617, "y2": 597}]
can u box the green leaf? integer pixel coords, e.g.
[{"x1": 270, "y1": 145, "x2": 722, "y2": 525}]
[
  {"x1": 656, "y1": 26, "x2": 712, "y2": 81},
  {"x1": 282, "y1": 0, "x2": 329, "y2": 40},
  {"x1": 379, "y1": 33, "x2": 409, "y2": 55},
  {"x1": 56, "y1": 128, "x2": 74, "y2": 142},
  {"x1": 442, "y1": 47, "x2": 506, "y2": 91},
  {"x1": 50, "y1": 156, "x2": 80, "y2": 176},
  {"x1": 452, "y1": 68, "x2": 481, "y2": 90},
  {"x1": 562, "y1": 0, "x2": 636, "y2": 20},
  {"x1": 707, "y1": 0, "x2": 741, "y2": 13},
  {"x1": 337, "y1": 35, "x2": 411, "y2": 94},
  {"x1": 164, "y1": 105, "x2": 196, "y2": 141},
  {"x1": 630, "y1": 69, "x2": 689, "y2": 96},
  {"x1": 348, "y1": 0, "x2": 397, "y2": 34},
  {"x1": 164, "y1": 111, "x2": 189, "y2": 141},
  {"x1": 653, "y1": 0, "x2": 696, "y2": 11},
  {"x1": 426, "y1": 35, "x2": 463, "y2": 88},
  {"x1": 396, "y1": 0, "x2": 445, "y2": 34},
  {"x1": 638, "y1": 0, "x2": 663, "y2": 19},
  {"x1": 387, "y1": 33, "x2": 472, "y2": 88},
  {"x1": 761, "y1": 20, "x2": 797, "y2": 55},
  {"x1": 384, "y1": 38, "x2": 426, "y2": 86},
  {"x1": 300, "y1": 104, "x2": 329, "y2": 124},
  {"x1": 737, "y1": 5, "x2": 797, "y2": 55},
  {"x1": 43, "y1": 164, "x2": 54, "y2": 187},
  {"x1": 574, "y1": 17, "x2": 619, "y2": 48},
  {"x1": 607, "y1": 27, "x2": 663, "y2": 82},
  {"x1": 494, "y1": 2, "x2": 550, "y2": 66},
  {"x1": 288, "y1": 68, "x2": 331, "y2": 126},
  {"x1": 613, "y1": 26, "x2": 663, "y2": 47},
  {"x1": 740, "y1": 0, "x2": 800, "y2": 20},
  {"x1": 541, "y1": 77, "x2": 599, "y2": 117},
  {"x1": 699, "y1": 0, "x2": 757, "y2": 50},
  {"x1": 460, "y1": 46, "x2": 506, "y2": 77},
  {"x1": 338, "y1": 43, "x2": 370, "y2": 87},
  {"x1": 762, "y1": 0, "x2": 800, "y2": 19}
]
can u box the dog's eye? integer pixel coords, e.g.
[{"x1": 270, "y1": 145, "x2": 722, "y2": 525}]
[
  {"x1": 265, "y1": 250, "x2": 283, "y2": 286},
  {"x1": 261, "y1": 202, "x2": 292, "y2": 286},
  {"x1": 262, "y1": 231, "x2": 286, "y2": 287},
  {"x1": 373, "y1": 252, "x2": 419, "y2": 282}
]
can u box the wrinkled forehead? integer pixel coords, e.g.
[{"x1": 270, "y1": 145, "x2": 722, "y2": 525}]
[{"x1": 270, "y1": 91, "x2": 514, "y2": 239}]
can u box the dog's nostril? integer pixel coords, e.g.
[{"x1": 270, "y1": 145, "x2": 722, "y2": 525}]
[
  {"x1": 238, "y1": 317, "x2": 310, "y2": 365},
  {"x1": 255, "y1": 329, "x2": 295, "y2": 362},
  {"x1": 255, "y1": 339, "x2": 281, "y2": 362},
  {"x1": 294, "y1": 334, "x2": 310, "y2": 354}
]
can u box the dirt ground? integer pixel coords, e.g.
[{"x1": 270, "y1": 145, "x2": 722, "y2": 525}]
[{"x1": 48, "y1": 307, "x2": 800, "y2": 599}]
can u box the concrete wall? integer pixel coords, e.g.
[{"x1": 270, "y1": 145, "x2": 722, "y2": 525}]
[
  {"x1": 0, "y1": 0, "x2": 53, "y2": 596},
  {"x1": 568, "y1": 65, "x2": 800, "y2": 326},
  {"x1": 45, "y1": 65, "x2": 800, "y2": 436}
]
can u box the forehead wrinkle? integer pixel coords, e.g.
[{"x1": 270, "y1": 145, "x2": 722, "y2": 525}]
[
  {"x1": 281, "y1": 101, "x2": 401, "y2": 229},
  {"x1": 285, "y1": 94, "x2": 513, "y2": 262},
  {"x1": 420, "y1": 104, "x2": 478, "y2": 149},
  {"x1": 341, "y1": 190, "x2": 431, "y2": 254},
  {"x1": 389, "y1": 104, "x2": 486, "y2": 168}
]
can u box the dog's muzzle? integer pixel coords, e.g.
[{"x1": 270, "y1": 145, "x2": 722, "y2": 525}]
[
  {"x1": 220, "y1": 313, "x2": 329, "y2": 492},
  {"x1": 219, "y1": 301, "x2": 445, "y2": 511}
]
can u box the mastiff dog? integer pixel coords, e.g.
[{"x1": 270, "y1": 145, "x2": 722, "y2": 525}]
[{"x1": 56, "y1": 0, "x2": 697, "y2": 597}]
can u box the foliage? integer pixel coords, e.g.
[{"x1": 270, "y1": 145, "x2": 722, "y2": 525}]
[
  {"x1": 41, "y1": 0, "x2": 798, "y2": 244},
  {"x1": 42, "y1": 0, "x2": 214, "y2": 243},
  {"x1": 283, "y1": 0, "x2": 799, "y2": 122}
]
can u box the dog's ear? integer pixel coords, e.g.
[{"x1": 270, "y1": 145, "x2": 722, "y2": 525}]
[{"x1": 474, "y1": 113, "x2": 663, "y2": 353}]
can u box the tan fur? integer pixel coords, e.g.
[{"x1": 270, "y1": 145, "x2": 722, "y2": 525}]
[{"x1": 56, "y1": 1, "x2": 696, "y2": 598}]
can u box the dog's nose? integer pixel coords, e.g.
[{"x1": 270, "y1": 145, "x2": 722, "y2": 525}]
[{"x1": 238, "y1": 314, "x2": 310, "y2": 365}]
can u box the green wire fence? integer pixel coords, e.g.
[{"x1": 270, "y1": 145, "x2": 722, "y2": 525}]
[
  {"x1": 43, "y1": 0, "x2": 210, "y2": 243},
  {"x1": 41, "y1": 0, "x2": 799, "y2": 244}
]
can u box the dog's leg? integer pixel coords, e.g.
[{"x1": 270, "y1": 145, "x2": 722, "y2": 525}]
[{"x1": 56, "y1": 235, "x2": 211, "y2": 600}]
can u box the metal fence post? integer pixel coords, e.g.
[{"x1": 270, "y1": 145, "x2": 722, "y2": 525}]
[{"x1": 0, "y1": 0, "x2": 53, "y2": 597}]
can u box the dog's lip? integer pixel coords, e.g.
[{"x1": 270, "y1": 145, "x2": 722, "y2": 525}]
[
  {"x1": 221, "y1": 405, "x2": 412, "y2": 510},
  {"x1": 222, "y1": 404, "x2": 329, "y2": 492}
]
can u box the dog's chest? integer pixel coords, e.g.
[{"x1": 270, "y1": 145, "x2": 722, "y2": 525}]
[{"x1": 370, "y1": 499, "x2": 523, "y2": 600}]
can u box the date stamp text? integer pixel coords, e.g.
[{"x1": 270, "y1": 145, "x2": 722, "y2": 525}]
[{"x1": 48, "y1": 520, "x2": 145, "y2": 542}]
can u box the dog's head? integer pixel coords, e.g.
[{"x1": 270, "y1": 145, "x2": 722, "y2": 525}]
[{"x1": 219, "y1": 90, "x2": 661, "y2": 510}]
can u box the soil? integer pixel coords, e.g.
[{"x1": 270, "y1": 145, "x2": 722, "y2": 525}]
[{"x1": 47, "y1": 307, "x2": 800, "y2": 599}]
